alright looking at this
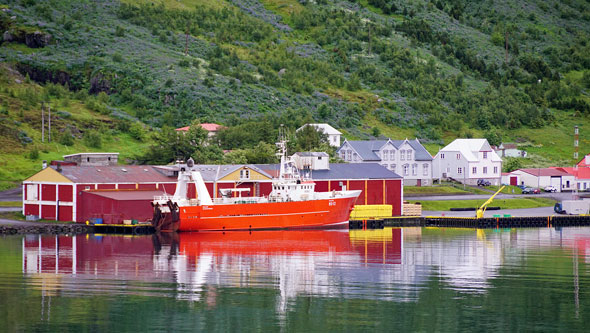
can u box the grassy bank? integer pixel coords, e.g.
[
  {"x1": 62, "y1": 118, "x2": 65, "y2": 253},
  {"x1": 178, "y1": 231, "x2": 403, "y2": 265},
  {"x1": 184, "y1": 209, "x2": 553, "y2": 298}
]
[
  {"x1": 411, "y1": 197, "x2": 556, "y2": 211},
  {"x1": 0, "y1": 202, "x2": 20, "y2": 207}
]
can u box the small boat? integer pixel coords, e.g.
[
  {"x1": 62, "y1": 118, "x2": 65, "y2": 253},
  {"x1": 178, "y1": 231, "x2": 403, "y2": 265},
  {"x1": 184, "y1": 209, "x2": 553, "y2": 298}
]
[{"x1": 152, "y1": 135, "x2": 361, "y2": 232}]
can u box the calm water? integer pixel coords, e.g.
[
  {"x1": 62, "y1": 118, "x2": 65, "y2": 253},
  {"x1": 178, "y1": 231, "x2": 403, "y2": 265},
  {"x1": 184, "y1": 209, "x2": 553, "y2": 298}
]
[{"x1": 1, "y1": 227, "x2": 590, "y2": 331}]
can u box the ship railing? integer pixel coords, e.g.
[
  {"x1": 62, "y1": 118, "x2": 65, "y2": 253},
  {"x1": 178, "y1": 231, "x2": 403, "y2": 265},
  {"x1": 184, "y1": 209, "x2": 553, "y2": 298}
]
[{"x1": 153, "y1": 195, "x2": 175, "y2": 201}]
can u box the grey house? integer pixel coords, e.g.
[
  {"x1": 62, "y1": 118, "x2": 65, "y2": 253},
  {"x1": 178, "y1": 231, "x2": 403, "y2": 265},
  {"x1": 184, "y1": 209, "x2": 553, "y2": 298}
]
[{"x1": 337, "y1": 139, "x2": 433, "y2": 186}]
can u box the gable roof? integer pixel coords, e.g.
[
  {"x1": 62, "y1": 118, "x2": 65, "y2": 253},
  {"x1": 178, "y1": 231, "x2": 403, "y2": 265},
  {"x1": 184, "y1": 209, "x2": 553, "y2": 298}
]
[
  {"x1": 519, "y1": 168, "x2": 571, "y2": 177},
  {"x1": 296, "y1": 123, "x2": 342, "y2": 135},
  {"x1": 577, "y1": 154, "x2": 590, "y2": 167},
  {"x1": 340, "y1": 139, "x2": 433, "y2": 161},
  {"x1": 554, "y1": 167, "x2": 590, "y2": 180},
  {"x1": 440, "y1": 139, "x2": 501, "y2": 162},
  {"x1": 45, "y1": 165, "x2": 176, "y2": 184},
  {"x1": 255, "y1": 163, "x2": 402, "y2": 180}
]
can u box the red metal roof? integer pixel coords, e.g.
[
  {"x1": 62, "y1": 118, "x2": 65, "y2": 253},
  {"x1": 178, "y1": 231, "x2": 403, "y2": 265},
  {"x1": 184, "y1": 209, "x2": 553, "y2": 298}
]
[
  {"x1": 556, "y1": 167, "x2": 590, "y2": 180},
  {"x1": 52, "y1": 165, "x2": 176, "y2": 184},
  {"x1": 85, "y1": 190, "x2": 165, "y2": 201},
  {"x1": 520, "y1": 168, "x2": 571, "y2": 177}
]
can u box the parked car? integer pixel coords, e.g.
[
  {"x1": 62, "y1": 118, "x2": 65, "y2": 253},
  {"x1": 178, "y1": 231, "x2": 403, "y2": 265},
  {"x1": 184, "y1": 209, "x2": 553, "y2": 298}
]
[
  {"x1": 477, "y1": 179, "x2": 491, "y2": 186},
  {"x1": 517, "y1": 185, "x2": 527, "y2": 190},
  {"x1": 522, "y1": 187, "x2": 540, "y2": 194},
  {"x1": 544, "y1": 186, "x2": 558, "y2": 192}
]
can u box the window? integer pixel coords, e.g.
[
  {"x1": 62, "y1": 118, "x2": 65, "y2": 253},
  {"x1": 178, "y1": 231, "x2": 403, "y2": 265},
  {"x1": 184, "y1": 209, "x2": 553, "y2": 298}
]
[
  {"x1": 391, "y1": 164, "x2": 396, "y2": 171},
  {"x1": 353, "y1": 153, "x2": 358, "y2": 162},
  {"x1": 412, "y1": 163, "x2": 417, "y2": 176},
  {"x1": 390, "y1": 150, "x2": 395, "y2": 160},
  {"x1": 458, "y1": 167, "x2": 463, "y2": 174},
  {"x1": 493, "y1": 166, "x2": 498, "y2": 174},
  {"x1": 403, "y1": 164, "x2": 409, "y2": 176},
  {"x1": 383, "y1": 150, "x2": 389, "y2": 161},
  {"x1": 440, "y1": 153, "x2": 445, "y2": 159},
  {"x1": 87, "y1": 157, "x2": 90, "y2": 162},
  {"x1": 240, "y1": 169, "x2": 250, "y2": 179},
  {"x1": 456, "y1": 154, "x2": 461, "y2": 160},
  {"x1": 400, "y1": 150, "x2": 405, "y2": 161},
  {"x1": 483, "y1": 167, "x2": 487, "y2": 174},
  {"x1": 346, "y1": 150, "x2": 351, "y2": 161},
  {"x1": 472, "y1": 167, "x2": 477, "y2": 174},
  {"x1": 423, "y1": 164, "x2": 429, "y2": 176},
  {"x1": 407, "y1": 150, "x2": 412, "y2": 160},
  {"x1": 483, "y1": 151, "x2": 488, "y2": 159}
]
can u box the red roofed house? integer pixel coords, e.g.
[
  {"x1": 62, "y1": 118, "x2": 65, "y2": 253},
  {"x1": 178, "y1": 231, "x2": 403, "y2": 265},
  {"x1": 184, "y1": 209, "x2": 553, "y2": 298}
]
[
  {"x1": 175, "y1": 123, "x2": 224, "y2": 139},
  {"x1": 506, "y1": 168, "x2": 576, "y2": 192},
  {"x1": 555, "y1": 167, "x2": 590, "y2": 192},
  {"x1": 578, "y1": 153, "x2": 590, "y2": 168}
]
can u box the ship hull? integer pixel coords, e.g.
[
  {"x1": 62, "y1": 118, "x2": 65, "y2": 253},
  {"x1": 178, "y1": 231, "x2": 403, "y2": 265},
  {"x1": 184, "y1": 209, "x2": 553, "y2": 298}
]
[{"x1": 178, "y1": 195, "x2": 359, "y2": 231}]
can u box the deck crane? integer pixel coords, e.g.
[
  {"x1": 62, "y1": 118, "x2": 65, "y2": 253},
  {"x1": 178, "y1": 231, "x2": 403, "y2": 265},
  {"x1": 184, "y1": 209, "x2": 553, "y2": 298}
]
[{"x1": 476, "y1": 185, "x2": 506, "y2": 218}]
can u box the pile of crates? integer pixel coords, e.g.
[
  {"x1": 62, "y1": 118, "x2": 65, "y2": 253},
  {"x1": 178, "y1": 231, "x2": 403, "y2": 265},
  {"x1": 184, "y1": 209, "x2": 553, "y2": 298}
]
[{"x1": 402, "y1": 202, "x2": 422, "y2": 216}]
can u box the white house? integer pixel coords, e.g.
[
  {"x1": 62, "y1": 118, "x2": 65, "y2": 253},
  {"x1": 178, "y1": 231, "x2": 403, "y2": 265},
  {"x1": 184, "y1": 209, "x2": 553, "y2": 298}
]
[
  {"x1": 337, "y1": 138, "x2": 433, "y2": 186},
  {"x1": 297, "y1": 123, "x2": 342, "y2": 147},
  {"x1": 494, "y1": 143, "x2": 527, "y2": 158},
  {"x1": 433, "y1": 139, "x2": 502, "y2": 185},
  {"x1": 291, "y1": 152, "x2": 330, "y2": 171},
  {"x1": 505, "y1": 168, "x2": 575, "y2": 192}
]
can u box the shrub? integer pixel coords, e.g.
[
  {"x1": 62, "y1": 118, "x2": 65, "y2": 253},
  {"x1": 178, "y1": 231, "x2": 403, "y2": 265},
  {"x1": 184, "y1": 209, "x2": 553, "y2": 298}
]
[
  {"x1": 83, "y1": 130, "x2": 102, "y2": 148},
  {"x1": 58, "y1": 129, "x2": 74, "y2": 146},
  {"x1": 28, "y1": 148, "x2": 39, "y2": 160},
  {"x1": 129, "y1": 122, "x2": 145, "y2": 141}
]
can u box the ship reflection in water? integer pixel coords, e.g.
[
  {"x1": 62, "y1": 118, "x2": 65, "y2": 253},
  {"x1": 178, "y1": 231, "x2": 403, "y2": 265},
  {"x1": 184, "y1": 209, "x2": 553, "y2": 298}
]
[{"x1": 21, "y1": 227, "x2": 590, "y2": 314}]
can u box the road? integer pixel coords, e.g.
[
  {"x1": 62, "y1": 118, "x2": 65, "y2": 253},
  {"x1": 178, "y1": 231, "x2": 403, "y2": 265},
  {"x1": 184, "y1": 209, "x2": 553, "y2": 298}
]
[
  {"x1": 0, "y1": 187, "x2": 21, "y2": 201},
  {"x1": 407, "y1": 192, "x2": 578, "y2": 202},
  {"x1": 423, "y1": 206, "x2": 557, "y2": 218}
]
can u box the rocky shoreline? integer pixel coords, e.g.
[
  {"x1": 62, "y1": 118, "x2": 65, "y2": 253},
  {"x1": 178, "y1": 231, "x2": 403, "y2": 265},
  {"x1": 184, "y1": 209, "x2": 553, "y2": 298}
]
[{"x1": 0, "y1": 223, "x2": 93, "y2": 235}]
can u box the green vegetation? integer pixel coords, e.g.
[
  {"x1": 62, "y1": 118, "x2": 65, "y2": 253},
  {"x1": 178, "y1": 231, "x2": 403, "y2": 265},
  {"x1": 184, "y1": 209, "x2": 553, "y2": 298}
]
[
  {"x1": 404, "y1": 185, "x2": 470, "y2": 195},
  {"x1": 412, "y1": 197, "x2": 556, "y2": 211},
  {"x1": 0, "y1": 0, "x2": 590, "y2": 186}
]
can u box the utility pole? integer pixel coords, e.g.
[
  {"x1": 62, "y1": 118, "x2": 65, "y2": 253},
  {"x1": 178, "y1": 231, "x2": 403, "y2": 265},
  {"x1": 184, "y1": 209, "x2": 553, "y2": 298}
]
[
  {"x1": 48, "y1": 105, "x2": 51, "y2": 142},
  {"x1": 41, "y1": 102, "x2": 45, "y2": 143}
]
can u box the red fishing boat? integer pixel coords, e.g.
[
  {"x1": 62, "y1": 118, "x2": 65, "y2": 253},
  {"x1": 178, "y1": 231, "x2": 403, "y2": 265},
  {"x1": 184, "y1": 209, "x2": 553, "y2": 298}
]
[{"x1": 152, "y1": 134, "x2": 361, "y2": 232}]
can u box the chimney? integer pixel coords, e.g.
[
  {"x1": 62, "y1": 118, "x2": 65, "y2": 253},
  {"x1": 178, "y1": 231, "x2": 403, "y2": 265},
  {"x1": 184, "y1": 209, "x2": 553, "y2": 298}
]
[
  {"x1": 42, "y1": 160, "x2": 47, "y2": 169},
  {"x1": 56, "y1": 162, "x2": 62, "y2": 173},
  {"x1": 586, "y1": 154, "x2": 590, "y2": 165}
]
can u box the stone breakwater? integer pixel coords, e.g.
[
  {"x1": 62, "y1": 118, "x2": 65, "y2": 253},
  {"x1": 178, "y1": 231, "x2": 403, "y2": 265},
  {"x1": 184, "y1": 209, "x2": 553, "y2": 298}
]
[{"x1": 0, "y1": 224, "x2": 93, "y2": 235}]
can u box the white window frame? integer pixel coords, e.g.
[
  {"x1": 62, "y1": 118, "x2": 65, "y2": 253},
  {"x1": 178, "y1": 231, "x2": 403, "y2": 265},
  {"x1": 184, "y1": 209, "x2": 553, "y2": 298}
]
[
  {"x1": 240, "y1": 169, "x2": 250, "y2": 179},
  {"x1": 472, "y1": 167, "x2": 477, "y2": 174},
  {"x1": 458, "y1": 167, "x2": 463, "y2": 174},
  {"x1": 383, "y1": 150, "x2": 389, "y2": 161},
  {"x1": 407, "y1": 150, "x2": 412, "y2": 160},
  {"x1": 423, "y1": 164, "x2": 429, "y2": 176},
  {"x1": 390, "y1": 150, "x2": 395, "y2": 160},
  {"x1": 483, "y1": 167, "x2": 487, "y2": 174},
  {"x1": 493, "y1": 166, "x2": 498, "y2": 174},
  {"x1": 440, "y1": 153, "x2": 445, "y2": 159},
  {"x1": 483, "y1": 151, "x2": 488, "y2": 159},
  {"x1": 456, "y1": 153, "x2": 461, "y2": 160},
  {"x1": 403, "y1": 164, "x2": 409, "y2": 176},
  {"x1": 412, "y1": 163, "x2": 417, "y2": 176},
  {"x1": 400, "y1": 150, "x2": 405, "y2": 161}
]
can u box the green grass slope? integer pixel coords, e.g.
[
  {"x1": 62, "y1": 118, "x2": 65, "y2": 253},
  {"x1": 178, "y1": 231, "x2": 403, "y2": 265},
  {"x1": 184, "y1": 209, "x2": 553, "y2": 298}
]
[{"x1": 0, "y1": 0, "x2": 589, "y2": 186}]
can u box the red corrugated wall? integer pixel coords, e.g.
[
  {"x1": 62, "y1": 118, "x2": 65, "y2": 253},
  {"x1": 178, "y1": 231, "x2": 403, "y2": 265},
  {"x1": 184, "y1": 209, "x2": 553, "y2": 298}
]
[
  {"x1": 58, "y1": 184, "x2": 73, "y2": 201},
  {"x1": 24, "y1": 204, "x2": 38, "y2": 216},
  {"x1": 42, "y1": 184, "x2": 56, "y2": 201},
  {"x1": 58, "y1": 206, "x2": 73, "y2": 221}
]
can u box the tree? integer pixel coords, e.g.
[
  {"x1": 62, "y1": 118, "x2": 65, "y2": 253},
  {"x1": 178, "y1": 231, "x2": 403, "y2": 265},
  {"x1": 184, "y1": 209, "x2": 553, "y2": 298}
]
[
  {"x1": 293, "y1": 125, "x2": 329, "y2": 153},
  {"x1": 503, "y1": 157, "x2": 522, "y2": 172}
]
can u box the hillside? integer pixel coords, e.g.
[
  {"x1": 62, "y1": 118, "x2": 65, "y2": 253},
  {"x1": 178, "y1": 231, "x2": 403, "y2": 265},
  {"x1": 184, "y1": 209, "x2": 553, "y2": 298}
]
[{"x1": 1, "y1": 0, "x2": 590, "y2": 186}]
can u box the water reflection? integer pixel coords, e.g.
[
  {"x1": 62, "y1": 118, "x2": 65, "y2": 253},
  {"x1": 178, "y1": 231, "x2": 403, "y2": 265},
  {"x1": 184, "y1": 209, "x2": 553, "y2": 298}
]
[{"x1": 20, "y1": 227, "x2": 590, "y2": 315}]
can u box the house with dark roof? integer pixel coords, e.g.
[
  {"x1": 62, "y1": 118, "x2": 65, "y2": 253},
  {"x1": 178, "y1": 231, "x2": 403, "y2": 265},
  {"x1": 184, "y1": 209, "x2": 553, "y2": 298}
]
[
  {"x1": 337, "y1": 138, "x2": 433, "y2": 186},
  {"x1": 22, "y1": 152, "x2": 405, "y2": 223}
]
